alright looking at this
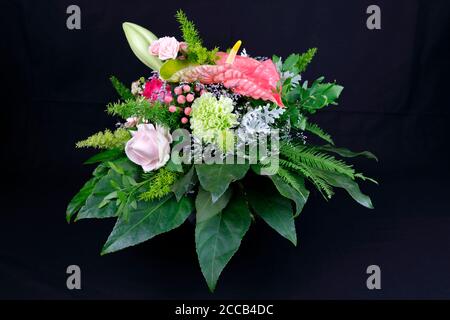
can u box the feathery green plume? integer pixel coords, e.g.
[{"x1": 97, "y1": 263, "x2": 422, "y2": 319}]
[
  {"x1": 76, "y1": 128, "x2": 131, "y2": 149},
  {"x1": 110, "y1": 75, "x2": 133, "y2": 100},
  {"x1": 305, "y1": 121, "x2": 334, "y2": 145},
  {"x1": 107, "y1": 99, "x2": 180, "y2": 130},
  {"x1": 175, "y1": 10, "x2": 218, "y2": 65},
  {"x1": 139, "y1": 168, "x2": 180, "y2": 201},
  {"x1": 280, "y1": 142, "x2": 355, "y2": 178},
  {"x1": 297, "y1": 48, "x2": 317, "y2": 74}
]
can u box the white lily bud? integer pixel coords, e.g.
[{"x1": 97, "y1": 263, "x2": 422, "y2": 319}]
[{"x1": 122, "y1": 22, "x2": 163, "y2": 71}]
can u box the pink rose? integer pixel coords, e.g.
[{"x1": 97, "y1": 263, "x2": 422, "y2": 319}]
[
  {"x1": 148, "y1": 36, "x2": 180, "y2": 60},
  {"x1": 125, "y1": 124, "x2": 172, "y2": 172}
]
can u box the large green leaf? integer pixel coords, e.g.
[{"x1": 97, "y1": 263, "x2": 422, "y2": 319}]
[
  {"x1": 76, "y1": 159, "x2": 140, "y2": 220},
  {"x1": 315, "y1": 169, "x2": 374, "y2": 209},
  {"x1": 159, "y1": 59, "x2": 194, "y2": 81},
  {"x1": 282, "y1": 53, "x2": 300, "y2": 73},
  {"x1": 195, "y1": 191, "x2": 251, "y2": 291},
  {"x1": 66, "y1": 164, "x2": 110, "y2": 222},
  {"x1": 270, "y1": 174, "x2": 309, "y2": 217},
  {"x1": 66, "y1": 177, "x2": 98, "y2": 223},
  {"x1": 318, "y1": 145, "x2": 378, "y2": 161},
  {"x1": 102, "y1": 195, "x2": 193, "y2": 254},
  {"x1": 76, "y1": 170, "x2": 121, "y2": 220},
  {"x1": 165, "y1": 158, "x2": 184, "y2": 173},
  {"x1": 171, "y1": 166, "x2": 197, "y2": 201},
  {"x1": 195, "y1": 187, "x2": 232, "y2": 223},
  {"x1": 195, "y1": 163, "x2": 249, "y2": 202},
  {"x1": 247, "y1": 180, "x2": 297, "y2": 246},
  {"x1": 292, "y1": 77, "x2": 343, "y2": 114}
]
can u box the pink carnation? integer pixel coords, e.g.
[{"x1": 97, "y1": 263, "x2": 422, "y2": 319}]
[
  {"x1": 148, "y1": 37, "x2": 180, "y2": 60},
  {"x1": 142, "y1": 78, "x2": 171, "y2": 102}
]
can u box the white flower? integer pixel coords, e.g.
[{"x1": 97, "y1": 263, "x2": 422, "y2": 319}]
[{"x1": 131, "y1": 81, "x2": 142, "y2": 95}]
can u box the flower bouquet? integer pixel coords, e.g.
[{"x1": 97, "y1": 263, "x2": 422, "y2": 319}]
[{"x1": 67, "y1": 10, "x2": 377, "y2": 291}]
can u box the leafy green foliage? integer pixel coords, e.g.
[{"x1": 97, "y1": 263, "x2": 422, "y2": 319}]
[
  {"x1": 297, "y1": 48, "x2": 317, "y2": 74},
  {"x1": 279, "y1": 159, "x2": 335, "y2": 199},
  {"x1": 280, "y1": 142, "x2": 355, "y2": 178},
  {"x1": 195, "y1": 162, "x2": 249, "y2": 202},
  {"x1": 76, "y1": 128, "x2": 130, "y2": 149},
  {"x1": 282, "y1": 48, "x2": 317, "y2": 75},
  {"x1": 272, "y1": 169, "x2": 309, "y2": 217},
  {"x1": 279, "y1": 50, "x2": 342, "y2": 127},
  {"x1": 84, "y1": 148, "x2": 124, "y2": 164},
  {"x1": 175, "y1": 10, "x2": 218, "y2": 65},
  {"x1": 195, "y1": 187, "x2": 232, "y2": 223},
  {"x1": 310, "y1": 168, "x2": 374, "y2": 209},
  {"x1": 110, "y1": 75, "x2": 133, "y2": 100},
  {"x1": 139, "y1": 168, "x2": 180, "y2": 201},
  {"x1": 305, "y1": 121, "x2": 334, "y2": 145},
  {"x1": 175, "y1": 9, "x2": 201, "y2": 48},
  {"x1": 278, "y1": 141, "x2": 375, "y2": 207},
  {"x1": 66, "y1": 178, "x2": 98, "y2": 223},
  {"x1": 102, "y1": 195, "x2": 193, "y2": 254},
  {"x1": 247, "y1": 178, "x2": 297, "y2": 246},
  {"x1": 300, "y1": 77, "x2": 343, "y2": 113},
  {"x1": 107, "y1": 98, "x2": 180, "y2": 130},
  {"x1": 165, "y1": 158, "x2": 184, "y2": 173},
  {"x1": 285, "y1": 77, "x2": 343, "y2": 114},
  {"x1": 317, "y1": 145, "x2": 378, "y2": 161},
  {"x1": 195, "y1": 189, "x2": 251, "y2": 291},
  {"x1": 278, "y1": 105, "x2": 304, "y2": 129},
  {"x1": 76, "y1": 159, "x2": 140, "y2": 220},
  {"x1": 66, "y1": 164, "x2": 109, "y2": 222},
  {"x1": 172, "y1": 166, "x2": 198, "y2": 201}
]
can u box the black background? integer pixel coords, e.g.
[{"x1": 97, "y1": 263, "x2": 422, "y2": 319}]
[{"x1": 1, "y1": 0, "x2": 449, "y2": 299}]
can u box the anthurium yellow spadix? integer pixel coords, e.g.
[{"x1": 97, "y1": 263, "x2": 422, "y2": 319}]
[
  {"x1": 122, "y1": 22, "x2": 162, "y2": 71},
  {"x1": 225, "y1": 40, "x2": 242, "y2": 64}
]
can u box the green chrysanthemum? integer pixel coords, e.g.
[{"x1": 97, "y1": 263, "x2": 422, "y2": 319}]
[{"x1": 189, "y1": 93, "x2": 237, "y2": 150}]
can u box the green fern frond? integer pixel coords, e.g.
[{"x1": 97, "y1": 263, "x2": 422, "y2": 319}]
[
  {"x1": 277, "y1": 167, "x2": 305, "y2": 193},
  {"x1": 280, "y1": 142, "x2": 355, "y2": 178},
  {"x1": 76, "y1": 128, "x2": 130, "y2": 149},
  {"x1": 279, "y1": 159, "x2": 334, "y2": 199},
  {"x1": 139, "y1": 168, "x2": 180, "y2": 201},
  {"x1": 305, "y1": 121, "x2": 334, "y2": 145}
]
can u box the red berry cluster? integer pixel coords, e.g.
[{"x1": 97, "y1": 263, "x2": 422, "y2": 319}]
[{"x1": 164, "y1": 83, "x2": 207, "y2": 124}]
